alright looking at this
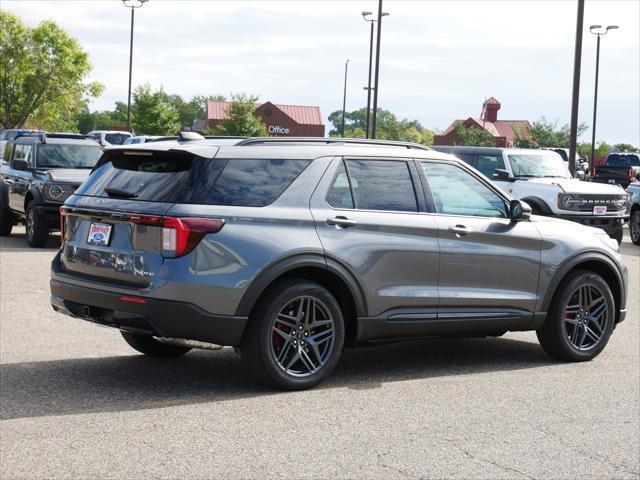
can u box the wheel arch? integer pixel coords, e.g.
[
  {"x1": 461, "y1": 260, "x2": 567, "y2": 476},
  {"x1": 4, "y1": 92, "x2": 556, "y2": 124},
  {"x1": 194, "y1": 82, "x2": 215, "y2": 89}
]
[
  {"x1": 542, "y1": 252, "x2": 625, "y2": 323},
  {"x1": 24, "y1": 186, "x2": 44, "y2": 212},
  {"x1": 235, "y1": 253, "x2": 366, "y2": 346},
  {"x1": 521, "y1": 196, "x2": 553, "y2": 215}
]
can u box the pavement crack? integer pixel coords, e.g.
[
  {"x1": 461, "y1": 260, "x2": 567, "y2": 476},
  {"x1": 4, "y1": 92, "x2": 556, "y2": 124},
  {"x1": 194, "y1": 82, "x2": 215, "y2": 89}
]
[{"x1": 443, "y1": 438, "x2": 537, "y2": 480}]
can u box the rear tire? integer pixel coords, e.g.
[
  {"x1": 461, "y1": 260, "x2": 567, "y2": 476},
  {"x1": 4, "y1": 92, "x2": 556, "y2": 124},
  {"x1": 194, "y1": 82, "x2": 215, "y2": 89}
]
[
  {"x1": 26, "y1": 201, "x2": 49, "y2": 247},
  {"x1": 630, "y1": 210, "x2": 640, "y2": 246},
  {"x1": 241, "y1": 279, "x2": 345, "y2": 390},
  {"x1": 121, "y1": 331, "x2": 192, "y2": 357},
  {"x1": 0, "y1": 204, "x2": 13, "y2": 236},
  {"x1": 537, "y1": 270, "x2": 615, "y2": 362}
]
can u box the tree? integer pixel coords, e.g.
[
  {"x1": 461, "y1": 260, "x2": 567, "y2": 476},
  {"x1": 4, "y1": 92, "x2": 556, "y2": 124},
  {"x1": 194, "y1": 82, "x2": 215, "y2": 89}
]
[
  {"x1": 209, "y1": 93, "x2": 267, "y2": 136},
  {"x1": 328, "y1": 107, "x2": 434, "y2": 145},
  {"x1": 613, "y1": 143, "x2": 637, "y2": 152},
  {"x1": 131, "y1": 83, "x2": 180, "y2": 135},
  {"x1": 0, "y1": 11, "x2": 101, "y2": 129},
  {"x1": 519, "y1": 116, "x2": 588, "y2": 148},
  {"x1": 452, "y1": 123, "x2": 495, "y2": 147}
]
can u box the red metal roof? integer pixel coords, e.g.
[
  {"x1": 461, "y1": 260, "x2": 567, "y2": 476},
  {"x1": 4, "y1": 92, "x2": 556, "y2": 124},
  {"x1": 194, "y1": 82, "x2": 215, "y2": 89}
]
[
  {"x1": 441, "y1": 117, "x2": 530, "y2": 140},
  {"x1": 206, "y1": 101, "x2": 323, "y2": 126}
]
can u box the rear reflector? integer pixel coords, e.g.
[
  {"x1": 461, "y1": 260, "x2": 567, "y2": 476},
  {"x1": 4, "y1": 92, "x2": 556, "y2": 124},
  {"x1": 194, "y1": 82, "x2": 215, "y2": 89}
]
[{"x1": 119, "y1": 296, "x2": 147, "y2": 304}]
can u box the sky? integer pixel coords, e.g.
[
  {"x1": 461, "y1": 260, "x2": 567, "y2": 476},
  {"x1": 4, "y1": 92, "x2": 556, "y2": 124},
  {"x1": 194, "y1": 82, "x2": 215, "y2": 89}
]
[{"x1": 4, "y1": 0, "x2": 639, "y2": 144}]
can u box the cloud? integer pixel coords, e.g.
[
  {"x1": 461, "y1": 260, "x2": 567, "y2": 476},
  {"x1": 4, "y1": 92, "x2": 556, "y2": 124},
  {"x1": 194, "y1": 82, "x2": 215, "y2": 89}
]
[{"x1": 4, "y1": 0, "x2": 639, "y2": 144}]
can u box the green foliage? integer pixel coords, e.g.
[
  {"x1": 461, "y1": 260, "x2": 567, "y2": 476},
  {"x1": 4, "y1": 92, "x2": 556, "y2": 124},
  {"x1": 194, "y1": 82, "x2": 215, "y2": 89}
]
[
  {"x1": 328, "y1": 108, "x2": 434, "y2": 145},
  {"x1": 0, "y1": 11, "x2": 100, "y2": 129},
  {"x1": 131, "y1": 83, "x2": 180, "y2": 135},
  {"x1": 171, "y1": 94, "x2": 227, "y2": 129},
  {"x1": 519, "y1": 116, "x2": 588, "y2": 149},
  {"x1": 452, "y1": 122, "x2": 495, "y2": 147},
  {"x1": 209, "y1": 93, "x2": 267, "y2": 137},
  {"x1": 613, "y1": 143, "x2": 637, "y2": 152}
]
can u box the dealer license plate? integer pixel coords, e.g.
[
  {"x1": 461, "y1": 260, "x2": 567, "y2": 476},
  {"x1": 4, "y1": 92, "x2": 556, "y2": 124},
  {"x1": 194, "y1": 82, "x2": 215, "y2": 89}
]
[
  {"x1": 593, "y1": 206, "x2": 607, "y2": 216},
  {"x1": 87, "y1": 223, "x2": 112, "y2": 246}
]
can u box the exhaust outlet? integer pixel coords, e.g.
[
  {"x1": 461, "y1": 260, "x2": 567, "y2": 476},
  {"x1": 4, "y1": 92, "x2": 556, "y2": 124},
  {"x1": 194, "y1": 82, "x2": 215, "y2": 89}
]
[{"x1": 155, "y1": 337, "x2": 223, "y2": 351}]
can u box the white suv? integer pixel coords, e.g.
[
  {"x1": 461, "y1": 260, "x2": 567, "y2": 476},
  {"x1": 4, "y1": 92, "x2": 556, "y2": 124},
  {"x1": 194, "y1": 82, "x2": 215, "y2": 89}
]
[{"x1": 433, "y1": 146, "x2": 629, "y2": 243}]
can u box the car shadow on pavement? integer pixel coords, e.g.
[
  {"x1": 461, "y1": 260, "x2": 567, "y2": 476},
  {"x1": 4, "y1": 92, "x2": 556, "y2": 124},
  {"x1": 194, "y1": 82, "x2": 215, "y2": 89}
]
[
  {"x1": 0, "y1": 336, "x2": 556, "y2": 420},
  {"x1": 0, "y1": 228, "x2": 61, "y2": 252}
]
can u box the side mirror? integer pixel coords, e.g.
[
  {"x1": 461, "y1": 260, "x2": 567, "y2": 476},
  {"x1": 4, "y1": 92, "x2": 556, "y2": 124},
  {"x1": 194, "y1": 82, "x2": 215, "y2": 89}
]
[
  {"x1": 12, "y1": 159, "x2": 29, "y2": 170},
  {"x1": 510, "y1": 199, "x2": 532, "y2": 221},
  {"x1": 574, "y1": 170, "x2": 585, "y2": 180},
  {"x1": 494, "y1": 169, "x2": 514, "y2": 182}
]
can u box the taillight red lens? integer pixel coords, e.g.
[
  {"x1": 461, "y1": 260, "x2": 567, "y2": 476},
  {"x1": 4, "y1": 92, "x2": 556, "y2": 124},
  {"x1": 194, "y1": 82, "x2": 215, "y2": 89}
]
[
  {"x1": 60, "y1": 207, "x2": 68, "y2": 246},
  {"x1": 629, "y1": 168, "x2": 635, "y2": 181}
]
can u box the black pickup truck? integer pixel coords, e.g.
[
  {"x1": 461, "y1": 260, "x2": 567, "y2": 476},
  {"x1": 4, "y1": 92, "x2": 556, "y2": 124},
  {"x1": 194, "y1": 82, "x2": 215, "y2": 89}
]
[
  {"x1": 592, "y1": 152, "x2": 640, "y2": 188},
  {"x1": 0, "y1": 132, "x2": 103, "y2": 247}
]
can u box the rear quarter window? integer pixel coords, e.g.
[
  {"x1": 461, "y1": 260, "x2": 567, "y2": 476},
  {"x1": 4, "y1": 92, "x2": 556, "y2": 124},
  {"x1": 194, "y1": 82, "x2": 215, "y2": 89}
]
[{"x1": 76, "y1": 153, "x2": 310, "y2": 206}]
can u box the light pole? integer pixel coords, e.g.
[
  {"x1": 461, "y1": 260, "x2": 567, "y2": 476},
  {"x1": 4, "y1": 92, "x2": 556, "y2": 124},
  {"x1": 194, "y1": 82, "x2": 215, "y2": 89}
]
[
  {"x1": 589, "y1": 24, "x2": 618, "y2": 167},
  {"x1": 362, "y1": 11, "x2": 388, "y2": 139},
  {"x1": 341, "y1": 59, "x2": 350, "y2": 138},
  {"x1": 568, "y1": 0, "x2": 584, "y2": 176},
  {"x1": 122, "y1": 0, "x2": 149, "y2": 133},
  {"x1": 370, "y1": 0, "x2": 386, "y2": 139}
]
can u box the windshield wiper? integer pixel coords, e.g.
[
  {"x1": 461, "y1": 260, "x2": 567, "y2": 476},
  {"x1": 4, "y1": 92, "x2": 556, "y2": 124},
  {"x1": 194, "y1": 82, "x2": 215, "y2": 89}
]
[{"x1": 104, "y1": 187, "x2": 138, "y2": 198}]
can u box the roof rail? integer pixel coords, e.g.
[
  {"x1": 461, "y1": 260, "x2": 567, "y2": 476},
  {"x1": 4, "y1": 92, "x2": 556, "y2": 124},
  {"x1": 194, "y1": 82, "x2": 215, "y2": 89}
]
[
  {"x1": 235, "y1": 137, "x2": 432, "y2": 151},
  {"x1": 149, "y1": 134, "x2": 248, "y2": 143},
  {"x1": 13, "y1": 132, "x2": 87, "y2": 144}
]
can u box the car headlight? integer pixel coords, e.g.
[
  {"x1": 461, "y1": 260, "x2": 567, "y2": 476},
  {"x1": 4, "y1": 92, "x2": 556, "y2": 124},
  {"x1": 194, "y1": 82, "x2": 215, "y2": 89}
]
[
  {"x1": 46, "y1": 183, "x2": 64, "y2": 200},
  {"x1": 594, "y1": 230, "x2": 619, "y2": 252},
  {"x1": 558, "y1": 193, "x2": 580, "y2": 210}
]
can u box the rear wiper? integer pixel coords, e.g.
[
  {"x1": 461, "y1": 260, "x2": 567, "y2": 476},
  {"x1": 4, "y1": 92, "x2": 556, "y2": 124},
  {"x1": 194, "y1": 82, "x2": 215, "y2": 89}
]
[{"x1": 104, "y1": 187, "x2": 138, "y2": 198}]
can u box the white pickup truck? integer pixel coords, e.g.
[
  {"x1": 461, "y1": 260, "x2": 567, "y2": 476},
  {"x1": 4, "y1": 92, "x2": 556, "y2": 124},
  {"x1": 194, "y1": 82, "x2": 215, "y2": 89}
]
[{"x1": 432, "y1": 146, "x2": 629, "y2": 243}]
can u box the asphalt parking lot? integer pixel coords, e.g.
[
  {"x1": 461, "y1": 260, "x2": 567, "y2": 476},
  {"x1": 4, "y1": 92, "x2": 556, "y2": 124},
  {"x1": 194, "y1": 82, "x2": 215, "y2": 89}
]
[{"x1": 1, "y1": 226, "x2": 638, "y2": 480}]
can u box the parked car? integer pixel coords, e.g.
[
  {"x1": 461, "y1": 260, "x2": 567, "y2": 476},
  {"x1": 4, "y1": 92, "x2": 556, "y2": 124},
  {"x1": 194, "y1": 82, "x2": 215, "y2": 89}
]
[
  {"x1": 87, "y1": 130, "x2": 132, "y2": 146},
  {"x1": 432, "y1": 146, "x2": 629, "y2": 243},
  {"x1": 627, "y1": 182, "x2": 640, "y2": 245},
  {"x1": 592, "y1": 152, "x2": 640, "y2": 188},
  {"x1": 50, "y1": 137, "x2": 628, "y2": 390},
  {"x1": 0, "y1": 129, "x2": 42, "y2": 162},
  {"x1": 123, "y1": 135, "x2": 159, "y2": 145},
  {"x1": 0, "y1": 132, "x2": 103, "y2": 246}
]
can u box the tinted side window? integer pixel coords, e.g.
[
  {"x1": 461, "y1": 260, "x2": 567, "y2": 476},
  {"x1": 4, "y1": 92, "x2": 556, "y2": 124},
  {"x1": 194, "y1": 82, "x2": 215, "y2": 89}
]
[
  {"x1": 453, "y1": 153, "x2": 475, "y2": 165},
  {"x1": 12, "y1": 144, "x2": 33, "y2": 167},
  {"x1": 326, "y1": 162, "x2": 354, "y2": 209},
  {"x1": 346, "y1": 160, "x2": 417, "y2": 212},
  {"x1": 476, "y1": 155, "x2": 506, "y2": 179},
  {"x1": 422, "y1": 162, "x2": 507, "y2": 218},
  {"x1": 205, "y1": 159, "x2": 310, "y2": 207}
]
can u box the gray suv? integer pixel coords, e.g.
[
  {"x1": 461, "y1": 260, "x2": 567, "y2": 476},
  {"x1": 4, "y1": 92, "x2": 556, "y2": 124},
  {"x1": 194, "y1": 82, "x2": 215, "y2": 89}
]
[{"x1": 50, "y1": 137, "x2": 629, "y2": 390}]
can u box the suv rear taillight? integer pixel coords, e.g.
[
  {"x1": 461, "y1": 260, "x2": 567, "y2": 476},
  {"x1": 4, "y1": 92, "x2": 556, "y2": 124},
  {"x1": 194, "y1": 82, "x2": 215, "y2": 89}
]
[
  {"x1": 129, "y1": 215, "x2": 224, "y2": 258},
  {"x1": 629, "y1": 168, "x2": 636, "y2": 181},
  {"x1": 60, "y1": 206, "x2": 68, "y2": 246}
]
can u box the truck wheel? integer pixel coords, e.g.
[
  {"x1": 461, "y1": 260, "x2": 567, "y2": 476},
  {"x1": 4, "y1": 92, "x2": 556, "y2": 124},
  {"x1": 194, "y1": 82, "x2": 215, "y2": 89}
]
[
  {"x1": 121, "y1": 332, "x2": 192, "y2": 357},
  {"x1": 609, "y1": 224, "x2": 623, "y2": 245},
  {"x1": 25, "y1": 201, "x2": 49, "y2": 247},
  {"x1": 537, "y1": 270, "x2": 615, "y2": 362},
  {"x1": 0, "y1": 204, "x2": 13, "y2": 236},
  {"x1": 630, "y1": 211, "x2": 640, "y2": 246}
]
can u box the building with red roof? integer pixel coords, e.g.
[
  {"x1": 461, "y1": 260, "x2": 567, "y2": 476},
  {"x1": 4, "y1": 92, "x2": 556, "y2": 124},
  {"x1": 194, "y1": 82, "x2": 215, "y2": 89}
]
[
  {"x1": 198, "y1": 100, "x2": 325, "y2": 137},
  {"x1": 434, "y1": 97, "x2": 530, "y2": 147}
]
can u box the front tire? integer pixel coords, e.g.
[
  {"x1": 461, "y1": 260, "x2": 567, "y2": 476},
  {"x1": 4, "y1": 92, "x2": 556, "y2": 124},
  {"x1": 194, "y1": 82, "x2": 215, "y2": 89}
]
[
  {"x1": 121, "y1": 331, "x2": 192, "y2": 357},
  {"x1": 537, "y1": 270, "x2": 615, "y2": 362},
  {"x1": 26, "y1": 201, "x2": 49, "y2": 247},
  {"x1": 0, "y1": 204, "x2": 13, "y2": 236},
  {"x1": 241, "y1": 279, "x2": 345, "y2": 390},
  {"x1": 630, "y1": 210, "x2": 640, "y2": 246}
]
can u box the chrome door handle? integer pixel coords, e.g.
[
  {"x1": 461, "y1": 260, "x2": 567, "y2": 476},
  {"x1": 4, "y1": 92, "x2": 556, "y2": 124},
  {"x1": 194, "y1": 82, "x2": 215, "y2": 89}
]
[
  {"x1": 327, "y1": 216, "x2": 357, "y2": 227},
  {"x1": 448, "y1": 225, "x2": 472, "y2": 236}
]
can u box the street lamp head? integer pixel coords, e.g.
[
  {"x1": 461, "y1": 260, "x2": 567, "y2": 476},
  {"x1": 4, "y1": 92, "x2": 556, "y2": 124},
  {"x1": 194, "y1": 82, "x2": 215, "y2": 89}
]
[
  {"x1": 606, "y1": 25, "x2": 619, "y2": 31},
  {"x1": 122, "y1": 0, "x2": 148, "y2": 8},
  {"x1": 362, "y1": 11, "x2": 373, "y2": 18},
  {"x1": 590, "y1": 24, "x2": 602, "y2": 33},
  {"x1": 380, "y1": 12, "x2": 390, "y2": 17}
]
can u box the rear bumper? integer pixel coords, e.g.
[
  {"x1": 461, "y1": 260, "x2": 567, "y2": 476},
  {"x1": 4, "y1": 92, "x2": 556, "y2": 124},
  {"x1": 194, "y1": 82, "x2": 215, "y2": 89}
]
[{"x1": 50, "y1": 279, "x2": 248, "y2": 346}]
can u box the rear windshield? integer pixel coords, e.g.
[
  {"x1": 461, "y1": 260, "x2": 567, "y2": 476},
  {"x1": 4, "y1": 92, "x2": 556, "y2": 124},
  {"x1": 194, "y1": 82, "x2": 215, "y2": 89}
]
[
  {"x1": 37, "y1": 144, "x2": 103, "y2": 168},
  {"x1": 606, "y1": 154, "x2": 640, "y2": 167},
  {"x1": 105, "y1": 133, "x2": 130, "y2": 145},
  {"x1": 76, "y1": 151, "x2": 310, "y2": 206}
]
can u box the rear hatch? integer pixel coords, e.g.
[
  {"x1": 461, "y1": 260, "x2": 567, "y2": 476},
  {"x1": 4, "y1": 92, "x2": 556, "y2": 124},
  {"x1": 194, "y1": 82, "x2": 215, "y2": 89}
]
[{"x1": 60, "y1": 148, "x2": 225, "y2": 287}]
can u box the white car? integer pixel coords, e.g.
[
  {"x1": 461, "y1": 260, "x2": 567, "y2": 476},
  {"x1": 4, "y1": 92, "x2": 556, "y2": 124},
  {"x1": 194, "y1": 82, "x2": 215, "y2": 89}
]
[
  {"x1": 432, "y1": 146, "x2": 629, "y2": 243},
  {"x1": 86, "y1": 130, "x2": 132, "y2": 146}
]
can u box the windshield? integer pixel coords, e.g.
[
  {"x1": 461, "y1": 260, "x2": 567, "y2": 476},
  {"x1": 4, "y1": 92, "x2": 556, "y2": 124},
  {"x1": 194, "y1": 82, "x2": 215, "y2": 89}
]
[
  {"x1": 37, "y1": 144, "x2": 103, "y2": 169},
  {"x1": 507, "y1": 153, "x2": 570, "y2": 178},
  {"x1": 105, "y1": 133, "x2": 130, "y2": 145}
]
